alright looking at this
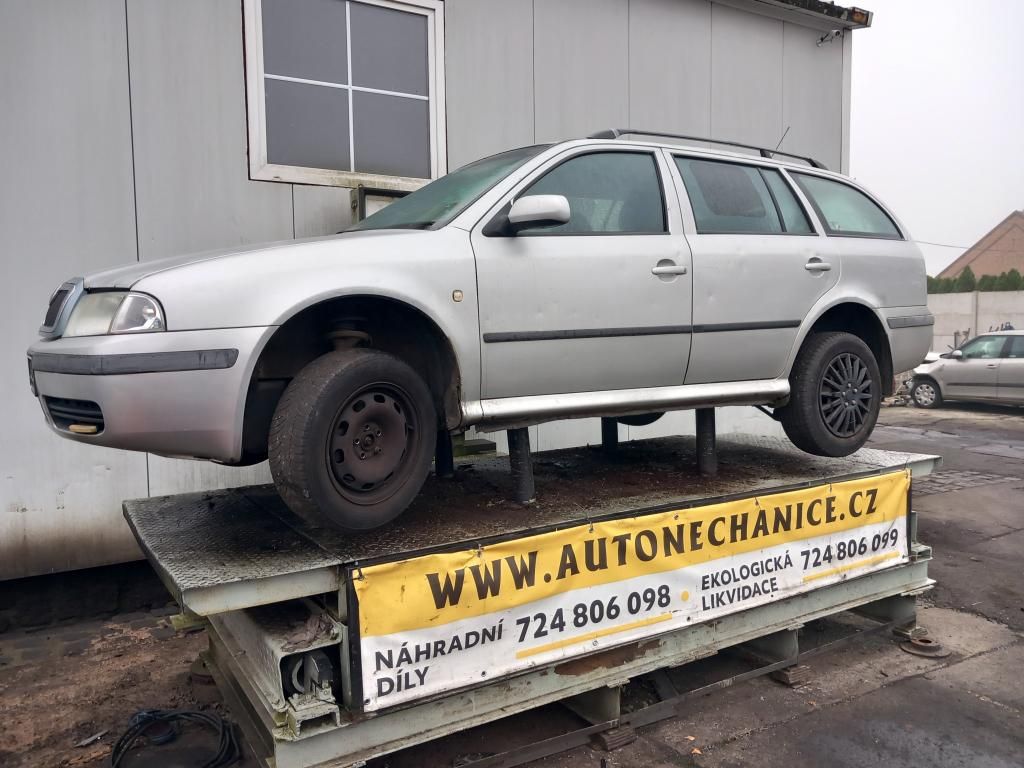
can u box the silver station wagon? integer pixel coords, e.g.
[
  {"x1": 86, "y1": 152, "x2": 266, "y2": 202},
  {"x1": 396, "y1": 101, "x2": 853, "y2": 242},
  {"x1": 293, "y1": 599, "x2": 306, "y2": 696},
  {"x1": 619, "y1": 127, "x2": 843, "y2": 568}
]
[{"x1": 28, "y1": 129, "x2": 932, "y2": 530}]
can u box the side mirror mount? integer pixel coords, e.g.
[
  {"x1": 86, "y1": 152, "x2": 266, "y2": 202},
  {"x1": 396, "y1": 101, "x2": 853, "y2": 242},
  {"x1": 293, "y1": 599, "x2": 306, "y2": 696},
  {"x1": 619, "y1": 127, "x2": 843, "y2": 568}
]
[{"x1": 505, "y1": 195, "x2": 570, "y2": 235}]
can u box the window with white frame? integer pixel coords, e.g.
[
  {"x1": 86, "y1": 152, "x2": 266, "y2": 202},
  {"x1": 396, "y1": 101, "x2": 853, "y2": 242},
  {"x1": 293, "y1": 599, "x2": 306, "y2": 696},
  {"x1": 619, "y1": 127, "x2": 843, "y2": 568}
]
[{"x1": 244, "y1": 0, "x2": 445, "y2": 187}]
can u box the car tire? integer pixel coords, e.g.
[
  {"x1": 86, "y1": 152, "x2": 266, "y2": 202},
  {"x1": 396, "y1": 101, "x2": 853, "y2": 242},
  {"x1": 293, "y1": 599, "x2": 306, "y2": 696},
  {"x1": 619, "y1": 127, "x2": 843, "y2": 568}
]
[
  {"x1": 778, "y1": 331, "x2": 881, "y2": 457},
  {"x1": 910, "y1": 378, "x2": 942, "y2": 409},
  {"x1": 268, "y1": 349, "x2": 436, "y2": 531}
]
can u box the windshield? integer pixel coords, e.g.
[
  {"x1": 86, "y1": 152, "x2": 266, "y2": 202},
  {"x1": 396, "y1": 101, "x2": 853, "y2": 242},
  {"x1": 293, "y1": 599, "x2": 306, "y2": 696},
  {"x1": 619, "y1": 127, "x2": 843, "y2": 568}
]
[{"x1": 347, "y1": 145, "x2": 550, "y2": 232}]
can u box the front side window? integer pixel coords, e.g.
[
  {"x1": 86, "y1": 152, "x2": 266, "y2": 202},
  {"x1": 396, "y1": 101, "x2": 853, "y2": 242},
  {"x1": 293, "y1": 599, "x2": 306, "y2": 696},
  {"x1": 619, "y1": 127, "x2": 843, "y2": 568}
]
[
  {"x1": 676, "y1": 158, "x2": 811, "y2": 235},
  {"x1": 792, "y1": 173, "x2": 901, "y2": 239},
  {"x1": 246, "y1": 0, "x2": 444, "y2": 186},
  {"x1": 959, "y1": 336, "x2": 1006, "y2": 359},
  {"x1": 349, "y1": 145, "x2": 549, "y2": 231},
  {"x1": 520, "y1": 152, "x2": 666, "y2": 234}
]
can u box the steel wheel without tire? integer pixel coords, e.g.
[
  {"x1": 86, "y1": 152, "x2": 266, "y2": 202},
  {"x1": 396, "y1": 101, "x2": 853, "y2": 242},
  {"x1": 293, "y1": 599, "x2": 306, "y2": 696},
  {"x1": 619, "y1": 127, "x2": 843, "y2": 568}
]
[
  {"x1": 778, "y1": 331, "x2": 881, "y2": 457},
  {"x1": 911, "y1": 379, "x2": 942, "y2": 409},
  {"x1": 269, "y1": 349, "x2": 436, "y2": 530}
]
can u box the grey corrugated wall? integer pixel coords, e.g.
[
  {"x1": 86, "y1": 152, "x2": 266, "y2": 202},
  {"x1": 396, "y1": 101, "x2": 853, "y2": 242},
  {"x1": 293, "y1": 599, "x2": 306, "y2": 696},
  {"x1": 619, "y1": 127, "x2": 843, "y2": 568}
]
[{"x1": 0, "y1": 0, "x2": 851, "y2": 579}]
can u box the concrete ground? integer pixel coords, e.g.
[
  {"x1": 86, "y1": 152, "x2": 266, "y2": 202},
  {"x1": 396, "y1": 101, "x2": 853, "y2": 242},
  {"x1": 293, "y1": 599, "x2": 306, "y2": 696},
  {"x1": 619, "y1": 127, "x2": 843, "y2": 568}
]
[{"x1": 0, "y1": 402, "x2": 1021, "y2": 767}]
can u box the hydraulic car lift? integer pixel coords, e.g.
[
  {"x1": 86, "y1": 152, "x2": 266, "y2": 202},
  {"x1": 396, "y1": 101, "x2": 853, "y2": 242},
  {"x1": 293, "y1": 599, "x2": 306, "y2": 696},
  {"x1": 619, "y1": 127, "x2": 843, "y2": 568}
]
[{"x1": 124, "y1": 431, "x2": 938, "y2": 768}]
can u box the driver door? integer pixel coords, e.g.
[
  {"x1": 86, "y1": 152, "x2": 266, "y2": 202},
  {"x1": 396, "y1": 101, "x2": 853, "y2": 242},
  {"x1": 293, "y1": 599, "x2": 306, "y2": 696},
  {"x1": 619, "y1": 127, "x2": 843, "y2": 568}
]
[
  {"x1": 944, "y1": 335, "x2": 1007, "y2": 400},
  {"x1": 470, "y1": 148, "x2": 692, "y2": 399}
]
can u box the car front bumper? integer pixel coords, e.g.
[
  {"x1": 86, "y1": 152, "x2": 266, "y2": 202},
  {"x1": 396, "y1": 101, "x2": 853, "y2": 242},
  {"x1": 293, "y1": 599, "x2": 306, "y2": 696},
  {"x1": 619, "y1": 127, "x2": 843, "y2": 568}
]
[{"x1": 27, "y1": 326, "x2": 274, "y2": 462}]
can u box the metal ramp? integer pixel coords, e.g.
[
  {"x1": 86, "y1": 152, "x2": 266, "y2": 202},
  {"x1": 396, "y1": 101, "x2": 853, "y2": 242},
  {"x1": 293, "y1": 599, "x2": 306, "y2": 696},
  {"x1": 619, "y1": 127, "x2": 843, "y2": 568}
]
[{"x1": 123, "y1": 435, "x2": 940, "y2": 768}]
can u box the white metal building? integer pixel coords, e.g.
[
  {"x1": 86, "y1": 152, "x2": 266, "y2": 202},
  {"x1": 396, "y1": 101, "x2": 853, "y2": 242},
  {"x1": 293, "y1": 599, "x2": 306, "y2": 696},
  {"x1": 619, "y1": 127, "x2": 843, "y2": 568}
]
[{"x1": 0, "y1": 0, "x2": 871, "y2": 579}]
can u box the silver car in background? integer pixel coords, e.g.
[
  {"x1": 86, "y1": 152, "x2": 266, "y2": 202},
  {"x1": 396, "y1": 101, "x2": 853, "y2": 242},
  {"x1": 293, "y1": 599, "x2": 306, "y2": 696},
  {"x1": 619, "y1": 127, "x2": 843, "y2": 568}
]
[
  {"x1": 27, "y1": 130, "x2": 932, "y2": 530},
  {"x1": 911, "y1": 331, "x2": 1024, "y2": 408}
]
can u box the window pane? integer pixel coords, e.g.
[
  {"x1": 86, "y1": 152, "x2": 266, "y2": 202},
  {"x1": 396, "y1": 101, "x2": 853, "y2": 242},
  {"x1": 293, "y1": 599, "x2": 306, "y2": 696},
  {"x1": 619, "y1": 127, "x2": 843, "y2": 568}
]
[
  {"x1": 352, "y1": 91, "x2": 429, "y2": 178},
  {"x1": 793, "y1": 174, "x2": 900, "y2": 238},
  {"x1": 261, "y1": 0, "x2": 348, "y2": 84},
  {"x1": 1006, "y1": 336, "x2": 1024, "y2": 358},
  {"x1": 265, "y1": 79, "x2": 350, "y2": 171},
  {"x1": 762, "y1": 170, "x2": 813, "y2": 234},
  {"x1": 960, "y1": 336, "x2": 1005, "y2": 359},
  {"x1": 524, "y1": 153, "x2": 665, "y2": 234},
  {"x1": 350, "y1": 2, "x2": 429, "y2": 96},
  {"x1": 676, "y1": 158, "x2": 782, "y2": 234}
]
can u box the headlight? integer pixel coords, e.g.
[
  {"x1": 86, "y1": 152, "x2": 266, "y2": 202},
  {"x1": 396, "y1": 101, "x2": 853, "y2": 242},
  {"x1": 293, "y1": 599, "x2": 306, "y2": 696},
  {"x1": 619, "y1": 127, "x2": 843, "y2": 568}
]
[
  {"x1": 110, "y1": 293, "x2": 165, "y2": 333},
  {"x1": 62, "y1": 292, "x2": 165, "y2": 337}
]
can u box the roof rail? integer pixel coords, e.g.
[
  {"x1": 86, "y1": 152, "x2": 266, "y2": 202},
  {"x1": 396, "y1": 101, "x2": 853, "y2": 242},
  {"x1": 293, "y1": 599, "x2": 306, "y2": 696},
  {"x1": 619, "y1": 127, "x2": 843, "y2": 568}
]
[{"x1": 587, "y1": 128, "x2": 828, "y2": 170}]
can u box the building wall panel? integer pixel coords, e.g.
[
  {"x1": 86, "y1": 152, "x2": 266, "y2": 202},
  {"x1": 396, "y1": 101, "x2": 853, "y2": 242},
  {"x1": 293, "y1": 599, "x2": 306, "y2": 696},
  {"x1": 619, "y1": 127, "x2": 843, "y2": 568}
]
[
  {"x1": 533, "y1": 0, "x2": 629, "y2": 142},
  {"x1": 126, "y1": 0, "x2": 294, "y2": 262},
  {"x1": 781, "y1": 22, "x2": 844, "y2": 171},
  {"x1": 710, "y1": 3, "x2": 784, "y2": 149},
  {"x1": 0, "y1": 0, "x2": 148, "y2": 579},
  {"x1": 445, "y1": 0, "x2": 535, "y2": 168},
  {"x1": 628, "y1": 0, "x2": 712, "y2": 134}
]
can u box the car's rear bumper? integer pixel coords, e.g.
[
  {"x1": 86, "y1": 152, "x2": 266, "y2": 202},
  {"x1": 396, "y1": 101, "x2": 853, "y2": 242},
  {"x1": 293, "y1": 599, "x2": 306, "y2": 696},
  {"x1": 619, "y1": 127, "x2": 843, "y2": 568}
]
[
  {"x1": 880, "y1": 307, "x2": 934, "y2": 374},
  {"x1": 27, "y1": 327, "x2": 274, "y2": 462}
]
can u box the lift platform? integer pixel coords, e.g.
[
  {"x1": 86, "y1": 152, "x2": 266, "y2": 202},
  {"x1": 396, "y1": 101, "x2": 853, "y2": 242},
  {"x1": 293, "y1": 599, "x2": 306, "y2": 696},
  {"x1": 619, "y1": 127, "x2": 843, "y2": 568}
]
[{"x1": 124, "y1": 435, "x2": 939, "y2": 768}]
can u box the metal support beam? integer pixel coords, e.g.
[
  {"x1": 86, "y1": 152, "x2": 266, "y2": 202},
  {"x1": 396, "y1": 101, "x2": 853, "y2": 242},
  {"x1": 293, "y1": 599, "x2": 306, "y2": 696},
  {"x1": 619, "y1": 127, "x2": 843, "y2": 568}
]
[
  {"x1": 854, "y1": 593, "x2": 920, "y2": 637},
  {"x1": 600, "y1": 417, "x2": 618, "y2": 454},
  {"x1": 507, "y1": 428, "x2": 535, "y2": 504},
  {"x1": 435, "y1": 430, "x2": 455, "y2": 478},
  {"x1": 735, "y1": 627, "x2": 810, "y2": 687},
  {"x1": 563, "y1": 685, "x2": 621, "y2": 725},
  {"x1": 696, "y1": 408, "x2": 717, "y2": 476}
]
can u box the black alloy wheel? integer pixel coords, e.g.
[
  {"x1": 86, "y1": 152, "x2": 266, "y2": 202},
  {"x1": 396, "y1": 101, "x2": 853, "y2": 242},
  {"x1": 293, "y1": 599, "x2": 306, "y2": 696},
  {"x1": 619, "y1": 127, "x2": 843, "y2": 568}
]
[{"x1": 818, "y1": 352, "x2": 874, "y2": 438}]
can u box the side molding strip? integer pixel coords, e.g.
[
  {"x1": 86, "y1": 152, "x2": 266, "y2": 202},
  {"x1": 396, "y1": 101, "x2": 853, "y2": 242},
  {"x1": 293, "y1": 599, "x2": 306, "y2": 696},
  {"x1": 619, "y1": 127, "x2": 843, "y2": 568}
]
[
  {"x1": 483, "y1": 321, "x2": 802, "y2": 343},
  {"x1": 30, "y1": 349, "x2": 239, "y2": 376},
  {"x1": 886, "y1": 314, "x2": 935, "y2": 329}
]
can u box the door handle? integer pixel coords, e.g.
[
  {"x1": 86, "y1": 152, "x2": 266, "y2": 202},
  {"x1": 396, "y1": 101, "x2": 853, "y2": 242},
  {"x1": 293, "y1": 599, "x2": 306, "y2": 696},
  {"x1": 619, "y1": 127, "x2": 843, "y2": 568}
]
[
  {"x1": 986, "y1": 363, "x2": 999, "y2": 369},
  {"x1": 805, "y1": 259, "x2": 832, "y2": 273},
  {"x1": 651, "y1": 264, "x2": 688, "y2": 276}
]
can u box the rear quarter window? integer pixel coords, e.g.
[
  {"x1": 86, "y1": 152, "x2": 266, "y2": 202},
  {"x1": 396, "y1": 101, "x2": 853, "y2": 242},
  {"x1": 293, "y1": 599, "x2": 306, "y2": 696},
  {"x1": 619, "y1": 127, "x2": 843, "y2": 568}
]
[{"x1": 792, "y1": 173, "x2": 902, "y2": 239}]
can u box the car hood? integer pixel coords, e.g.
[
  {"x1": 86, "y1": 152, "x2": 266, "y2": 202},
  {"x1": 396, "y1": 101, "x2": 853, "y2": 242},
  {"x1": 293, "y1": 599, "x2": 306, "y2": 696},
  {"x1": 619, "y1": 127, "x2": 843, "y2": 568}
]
[{"x1": 84, "y1": 230, "x2": 422, "y2": 289}]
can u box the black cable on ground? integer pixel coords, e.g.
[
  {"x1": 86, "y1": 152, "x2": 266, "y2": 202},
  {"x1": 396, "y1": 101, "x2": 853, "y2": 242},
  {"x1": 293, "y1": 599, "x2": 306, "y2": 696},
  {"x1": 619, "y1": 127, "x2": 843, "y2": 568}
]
[{"x1": 110, "y1": 708, "x2": 240, "y2": 768}]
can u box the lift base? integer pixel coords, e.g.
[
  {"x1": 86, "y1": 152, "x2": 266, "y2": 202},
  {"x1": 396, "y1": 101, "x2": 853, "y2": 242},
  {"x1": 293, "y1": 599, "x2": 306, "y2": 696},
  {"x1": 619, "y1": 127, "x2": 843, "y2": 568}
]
[{"x1": 122, "y1": 435, "x2": 939, "y2": 768}]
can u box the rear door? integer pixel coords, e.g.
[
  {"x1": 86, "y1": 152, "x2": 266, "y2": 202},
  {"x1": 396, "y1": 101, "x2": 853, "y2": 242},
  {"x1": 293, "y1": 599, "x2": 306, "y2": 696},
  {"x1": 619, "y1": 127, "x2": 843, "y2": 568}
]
[
  {"x1": 997, "y1": 335, "x2": 1024, "y2": 402},
  {"x1": 943, "y1": 335, "x2": 1006, "y2": 400},
  {"x1": 668, "y1": 155, "x2": 834, "y2": 384}
]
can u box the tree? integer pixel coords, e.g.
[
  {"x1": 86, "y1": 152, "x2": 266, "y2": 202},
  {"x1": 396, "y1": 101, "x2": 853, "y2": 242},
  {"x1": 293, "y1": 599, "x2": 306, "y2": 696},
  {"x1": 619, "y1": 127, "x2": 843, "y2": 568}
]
[
  {"x1": 977, "y1": 274, "x2": 998, "y2": 292},
  {"x1": 954, "y1": 266, "x2": 977, "y2": 292},
  {"x1": 996, "y1": 269, "x2": 1023, "y2": 291},
  {"x1": 927, "y1": 275, "x2": 939, "y2": 293}
]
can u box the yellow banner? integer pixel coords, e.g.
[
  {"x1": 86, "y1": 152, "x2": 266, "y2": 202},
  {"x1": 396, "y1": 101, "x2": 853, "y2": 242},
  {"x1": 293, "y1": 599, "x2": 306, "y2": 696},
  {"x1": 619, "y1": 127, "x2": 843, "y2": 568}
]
[{"x1": 354, "y1": 470, "x2": 909, "y2": 637}]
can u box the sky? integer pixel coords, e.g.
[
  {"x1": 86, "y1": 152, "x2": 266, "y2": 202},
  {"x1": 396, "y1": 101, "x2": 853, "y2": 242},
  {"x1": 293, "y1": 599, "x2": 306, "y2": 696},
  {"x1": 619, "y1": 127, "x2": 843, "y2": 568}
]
[{"x1": 850, "y1": 0, "x2": 1024, "y2": 276}]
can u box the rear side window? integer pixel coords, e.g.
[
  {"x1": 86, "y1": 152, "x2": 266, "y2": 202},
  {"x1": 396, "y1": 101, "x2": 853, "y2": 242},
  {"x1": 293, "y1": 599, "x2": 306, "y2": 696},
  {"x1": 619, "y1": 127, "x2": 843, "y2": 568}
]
[
  {"x1": 524, "y1": 151, "x2": 666, "y2": 234},
  {"x1": 792, "y1": 173, "x2": 901, "y2": 239},
  {"x1": 675, "y1": 158, "x2": 812, "y2": 235},
  {"x1": 1004, "y1": 336, "x2": 1024, "y2": 358}
]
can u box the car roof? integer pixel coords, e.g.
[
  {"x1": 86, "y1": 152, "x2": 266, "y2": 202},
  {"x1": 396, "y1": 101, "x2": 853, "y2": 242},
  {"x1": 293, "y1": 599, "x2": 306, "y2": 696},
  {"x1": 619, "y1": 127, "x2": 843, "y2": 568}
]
[{"x1": 977, "y1": 329, "x2": 1024, "y2": 336}]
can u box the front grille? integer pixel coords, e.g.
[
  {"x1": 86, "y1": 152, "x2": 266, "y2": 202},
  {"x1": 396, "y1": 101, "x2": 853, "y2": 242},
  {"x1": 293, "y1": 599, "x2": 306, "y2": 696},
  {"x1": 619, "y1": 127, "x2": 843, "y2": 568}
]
[
  {"x1": 44, "y1": 397, "x2": 104, "y2": 433},
  {"x1": 43, "y1": 287, "x2": 71, "y2": 329}
]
